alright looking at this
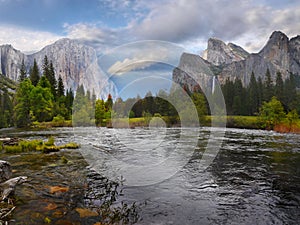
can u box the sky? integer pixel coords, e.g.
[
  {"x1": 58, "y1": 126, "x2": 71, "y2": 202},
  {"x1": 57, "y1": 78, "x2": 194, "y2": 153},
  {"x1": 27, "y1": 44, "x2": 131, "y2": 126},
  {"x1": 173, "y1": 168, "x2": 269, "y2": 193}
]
[{"x1": 0, "y1": 0, "x2": 299, "y2": 54}]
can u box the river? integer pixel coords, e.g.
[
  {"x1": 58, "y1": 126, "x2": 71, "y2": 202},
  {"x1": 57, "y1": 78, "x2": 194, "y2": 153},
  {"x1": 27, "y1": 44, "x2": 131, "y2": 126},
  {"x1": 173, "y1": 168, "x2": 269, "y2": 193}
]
[{"x1": 1, "y1": 127, "x2": 300, "y2": 224}]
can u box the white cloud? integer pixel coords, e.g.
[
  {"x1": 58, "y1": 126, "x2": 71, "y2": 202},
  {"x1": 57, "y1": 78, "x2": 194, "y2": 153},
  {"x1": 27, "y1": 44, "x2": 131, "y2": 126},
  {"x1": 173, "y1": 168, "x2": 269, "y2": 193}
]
[
  {"x1": 107, "y1": 44, "x2": 169, "y2": 75},
  {"x1": 64, "y1": 22, "x2": 131, "y2": 52},
  {"x1": 0, "y1": 25, "x2": 62, "y2": 53}
]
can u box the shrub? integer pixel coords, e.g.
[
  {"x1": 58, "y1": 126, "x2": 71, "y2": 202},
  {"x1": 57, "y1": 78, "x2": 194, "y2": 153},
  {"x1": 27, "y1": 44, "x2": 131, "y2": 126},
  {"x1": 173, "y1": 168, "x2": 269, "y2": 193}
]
[
  {"x1": 60, "y1": 142, "x2": 80, "y2": 149},
  {"x1": 44, "y1": 136, "x2": 55, "y2": 146},
  {"x1": 4, "y1": 145, "x2": 22, "y2": 153},
  {"x1": 19, "y1": 139, "x2": 43, "y2": 151}
]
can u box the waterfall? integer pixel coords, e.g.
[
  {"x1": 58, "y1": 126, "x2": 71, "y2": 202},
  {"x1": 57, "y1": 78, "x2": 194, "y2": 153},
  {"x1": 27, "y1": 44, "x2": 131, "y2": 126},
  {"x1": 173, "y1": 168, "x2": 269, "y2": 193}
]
[{"x1": 212, "y1": 76, "x2": 216, "y2": 94}]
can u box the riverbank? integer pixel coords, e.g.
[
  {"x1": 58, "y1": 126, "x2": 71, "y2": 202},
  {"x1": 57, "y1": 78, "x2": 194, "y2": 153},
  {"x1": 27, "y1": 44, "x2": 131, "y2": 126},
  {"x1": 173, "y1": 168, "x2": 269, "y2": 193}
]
[{"x1": 14, "y1": 115, "x2": 300, "y2": 134}]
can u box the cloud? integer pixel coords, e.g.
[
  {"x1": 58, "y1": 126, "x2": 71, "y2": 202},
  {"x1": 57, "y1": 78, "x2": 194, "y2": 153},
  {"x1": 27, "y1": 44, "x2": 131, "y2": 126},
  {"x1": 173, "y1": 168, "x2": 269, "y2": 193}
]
[
  {"x1": 107, "y1": 43, "x2": 170, "y2": 75},
  {"x1": 128, "y1": 0, "x2": 300, "y2": 52},
  {"x1": 0, "y1": 25, "x2": 62, "y2": 53},
  {"x1": 64, "y1": 22, "x2": 132, "y2": 52}
]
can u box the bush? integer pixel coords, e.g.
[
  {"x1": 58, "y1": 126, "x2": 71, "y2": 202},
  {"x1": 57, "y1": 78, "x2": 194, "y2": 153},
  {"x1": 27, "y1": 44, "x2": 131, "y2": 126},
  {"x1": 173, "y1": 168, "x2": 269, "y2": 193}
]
[
  {"x1": 4, "y1": 145, "x2": 22, "y2": 153},
  {"x1": 60, "y1": 142, "x2": 80, "y2": 149},
  {"x1": 19, "y1": 139, "x2": 43, "y2": 151},
  {"x1": 44, "y1": 136, "x2": 55, "y2": 146}
]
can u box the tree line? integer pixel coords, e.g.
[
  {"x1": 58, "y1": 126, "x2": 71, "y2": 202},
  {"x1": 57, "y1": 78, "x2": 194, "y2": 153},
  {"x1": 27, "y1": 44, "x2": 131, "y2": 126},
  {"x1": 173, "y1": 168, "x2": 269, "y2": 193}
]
[
  {"x1": 1, "y1": 60, "x2": 299, "y2": 129},
  {"x1": 222, "y1": 69, "x2": 300, "y2": 116}
]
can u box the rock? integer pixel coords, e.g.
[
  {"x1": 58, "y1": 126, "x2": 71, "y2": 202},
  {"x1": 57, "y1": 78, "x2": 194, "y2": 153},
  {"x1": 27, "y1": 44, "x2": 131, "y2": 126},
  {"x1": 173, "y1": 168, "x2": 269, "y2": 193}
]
[
  {"x1": 203, "y1": 38, "x2": 249, "y2": 66},
  {"x1": 0, "y1": 176, "x2": 28, "y2": 200},
  {"x1": 0, "y1": 160, "x2": 12, "y2": 183},
  {"x1": 0, "y1": 137, "x2": 21, "y2": 146},
  {"x1": 44, "y1": 202, "x2": 58, "y2": 211},
  {"x1": 75, "y1": 208, "x2": 98, "y2": 218},
  {"x1": 48, "y1": 186, "x2": 69, "y2": 194}
]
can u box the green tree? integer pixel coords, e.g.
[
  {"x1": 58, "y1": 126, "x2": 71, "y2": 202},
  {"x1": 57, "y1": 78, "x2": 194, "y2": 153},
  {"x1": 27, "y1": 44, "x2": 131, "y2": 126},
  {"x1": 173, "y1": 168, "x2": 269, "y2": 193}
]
[
  {"x1": 191, "y1": 92, "x2": 208, "y2": 123},
  {"x1": 222, "y1": 78, "x2": 235, "y2": 115},
  {"x1": 14, "y1": 79, "x2": 34, "y2": 127},
  {"x1": 248, "y1": 72, "x2": 259, "y2": 115},
  {"x1": 72, "y1": 85, "x2": 93, "y2": 126},
  {"x1": 0, "y1": 89, "x2": 13, "y2": 128},
  {"x1": 286, "y1": 109, "x2": 299, "y2": 131},
  {"x1": 259, "y1": 96, "x2": 285, "y2": 130},
  {"x1": 95, "y1": 99, "x2": 106, "y2": 126},
  {"x1": 19, "y1": 59, "x2": 27, "y2": 82},
  {"x1": 232, "y1": 78, "x2": 247, "y2": 115},
  {"x1": 65, "y1": 88, "x2": 74, "y2": 119},
  {"x1": 29, "y1": 59, "x2": 40, "y2": 86},
  {"x1": 30, "y1": 77, "x2": 54, "y2": 122},
  {"x1": 264, "y1": 68, "x2": 273, "y2": 101},
  {"x1": 43, "y1": 56, "x2": 57, "y2": 98},
  {"x1": 283, "y1": 73, "x2": 298, "y2": 111},
  {"x1": 57, "y1": 76, "x2": 65, "y2": 97},
  {"x1": 105, "y1": 94, "x2": 113, "y2": 111},
  {"x1": 275, "y1": 71, "x2": 284, "y2": 103},
  {"x1": 257, "y1": 76, "x2": 264, "y2": 108}
]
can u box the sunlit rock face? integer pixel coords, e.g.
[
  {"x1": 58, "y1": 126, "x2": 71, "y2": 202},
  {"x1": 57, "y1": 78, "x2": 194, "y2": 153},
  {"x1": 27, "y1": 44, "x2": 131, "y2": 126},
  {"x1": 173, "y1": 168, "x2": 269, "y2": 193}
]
[{"x1": 0, "y1": 39, "x2": 114, "y2": 98}]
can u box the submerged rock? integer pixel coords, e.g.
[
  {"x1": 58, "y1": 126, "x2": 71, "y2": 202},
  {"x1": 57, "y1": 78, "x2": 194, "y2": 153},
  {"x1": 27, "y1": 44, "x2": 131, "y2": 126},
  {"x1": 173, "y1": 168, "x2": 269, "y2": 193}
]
[
  {"x1": 0, "y1": 176, "x2": 28, "y2": 200},
  {"x1": 0, "y1": 160, "x2": 12, "y2": 183},
  {"x1": 0, "y1": 160, "x2": 27, "y2": 201}
]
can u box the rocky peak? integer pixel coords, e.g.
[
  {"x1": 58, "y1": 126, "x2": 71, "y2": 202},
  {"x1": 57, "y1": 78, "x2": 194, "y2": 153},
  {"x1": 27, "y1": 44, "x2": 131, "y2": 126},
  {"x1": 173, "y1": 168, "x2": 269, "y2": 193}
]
[
  {"x1": 259, "y1": 31, "x2": 289, "y2": 66},
  {"x1": 203, "y1": 37, "x2": 248, "y2": 66}
]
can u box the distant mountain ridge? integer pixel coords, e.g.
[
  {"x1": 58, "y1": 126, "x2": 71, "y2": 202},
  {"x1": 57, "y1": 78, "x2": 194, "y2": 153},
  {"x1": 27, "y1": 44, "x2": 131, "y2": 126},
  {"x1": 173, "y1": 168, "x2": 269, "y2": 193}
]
[
  {"x1": 0, "y1": 39, "x2": 113, "y2": 97},
  {"x1": 173, "y1": 31, "x2": 300, "y2": 92}
]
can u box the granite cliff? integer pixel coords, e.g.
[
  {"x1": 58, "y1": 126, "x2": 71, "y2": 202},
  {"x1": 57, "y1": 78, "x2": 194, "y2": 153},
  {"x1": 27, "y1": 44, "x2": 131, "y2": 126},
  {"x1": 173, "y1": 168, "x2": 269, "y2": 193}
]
[
  {"x1": 173, "y1": 31, "x2": 300, "y2": 92},
  {"x1": 0, "y1": 39, "x2": 113, "y2": 97}
]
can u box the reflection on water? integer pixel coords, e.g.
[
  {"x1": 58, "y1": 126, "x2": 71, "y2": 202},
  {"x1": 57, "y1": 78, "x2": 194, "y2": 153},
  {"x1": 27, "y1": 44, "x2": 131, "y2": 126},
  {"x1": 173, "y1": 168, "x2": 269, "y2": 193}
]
[{"x1": 0, "y1": 127, "x2": 300, "y2": 224}]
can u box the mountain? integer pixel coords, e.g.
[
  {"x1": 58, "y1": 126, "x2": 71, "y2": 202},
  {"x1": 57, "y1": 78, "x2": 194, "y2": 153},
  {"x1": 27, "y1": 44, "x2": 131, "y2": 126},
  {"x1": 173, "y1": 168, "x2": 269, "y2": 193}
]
[
  {"x1": 0, "y1": 39, "x2": 113, "y2": 98},
  {"x1": 173, "y1": 31, "x2": 300, "y2": 91},
  {"x1": 203, "y1": 38, "x2": 249, "y2": 66}
]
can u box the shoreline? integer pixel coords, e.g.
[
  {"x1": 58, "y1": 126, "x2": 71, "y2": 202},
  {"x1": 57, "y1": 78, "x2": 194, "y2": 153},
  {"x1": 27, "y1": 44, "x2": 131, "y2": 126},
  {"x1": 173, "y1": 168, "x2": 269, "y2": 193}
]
[{"x1": 1, "y1": 116, "x2": 299, "y2": 134}]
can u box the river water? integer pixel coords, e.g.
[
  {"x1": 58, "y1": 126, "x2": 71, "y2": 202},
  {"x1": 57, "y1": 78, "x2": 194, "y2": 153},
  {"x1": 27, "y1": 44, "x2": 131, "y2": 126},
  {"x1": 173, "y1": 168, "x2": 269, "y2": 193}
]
[{"x1": 1, "y1": 127, "x2": 300, "y2": 224}]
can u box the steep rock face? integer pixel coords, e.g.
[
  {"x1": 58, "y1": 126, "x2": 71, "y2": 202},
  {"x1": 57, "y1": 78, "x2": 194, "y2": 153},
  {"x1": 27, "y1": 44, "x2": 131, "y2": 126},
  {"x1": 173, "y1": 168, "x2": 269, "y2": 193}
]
[
  {"x1": 28, "y1": 38, "x2": 112, "y2": 97},
  {"x1": 219, "y1": 31, "x2": 299, "y2": 84},
  {"x1": 0, "y1": 39, "x2": 113, "y2": 98},
  {"x1": 203, "y1": 38, "x2": 249, "y2": 66},
  {"x1": 173, "y1": 53, "x2": 215, "y2": 94},
  {"x1": 0, "y1": 45, "x2": 26, "y2": 81},
  {"x1": 288, "y1": 35, "x2": 300, "y2": 75},
  {"x1": 174, "y1": 31, "x2": 300, "y2": 91}
]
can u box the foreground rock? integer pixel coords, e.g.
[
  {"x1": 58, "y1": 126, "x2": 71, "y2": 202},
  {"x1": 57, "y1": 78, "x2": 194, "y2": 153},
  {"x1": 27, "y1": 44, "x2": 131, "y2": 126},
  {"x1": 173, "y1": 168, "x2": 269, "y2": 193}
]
[{"x1": 0, "y1": 161, "x2": 27, "y2": 201}]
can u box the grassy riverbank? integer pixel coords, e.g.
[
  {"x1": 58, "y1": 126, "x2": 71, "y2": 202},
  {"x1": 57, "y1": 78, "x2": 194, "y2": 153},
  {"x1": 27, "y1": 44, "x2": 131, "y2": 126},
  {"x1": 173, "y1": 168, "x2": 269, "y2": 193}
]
[{"x1": 28, "y1": 116, "x2": 300, "y2": 134}]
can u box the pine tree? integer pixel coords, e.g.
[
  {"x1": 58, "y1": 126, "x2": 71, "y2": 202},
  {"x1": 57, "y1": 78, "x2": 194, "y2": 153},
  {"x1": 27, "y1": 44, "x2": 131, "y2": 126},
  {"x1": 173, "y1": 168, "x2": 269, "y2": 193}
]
[
  {"x1": 57, "y1": 76, "x2": 65, "y2": 97},
  {"x1": 283, "y1": 73, "x2": 298, "y2": 111},
  {"x1": 105, "y1": 94, "x2": 113, "y2": 111},
  {"x1": 0, "y1": 88, "x2": 13, "y2": 128},
  {"x1": 91, "y1": 89, "x2": 97, "y2": 107},
  {"x1": 43, "y1": 55, "x2": 50, "y2": 78},
  {"x1": 30, "y1": 79, "x2": 54, "y2": 122},
  {"x1": 264, "y1": 68, "x2": 273, "y2": 101},
  {"x1": 49, "y1": 61, "x2": 57, "y2": 97},
  {"x1": 248, "y1": 72, "x2": 259, "y2": 115},
  {"x1": 14, "y1": 79, "x2": 34, "y2": 127},
  {"x1": 43, "y1": 56, "x2": 57, "y2": 98},
  {"x1": 29, "y1": 59, "x2": 40, "y2": 86},
  {"x1": 19, "y1": 59, "x2": 27, "y2": 82},
  {"x1": 257, "y1": 76, "x2": 264, "y2": 108},
  {"x1": 275, "y1": 71, "x2": 284, "y2": 103},
  {"x1": 65, "y1": 88, "x2": 74, "y2": 119}
]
